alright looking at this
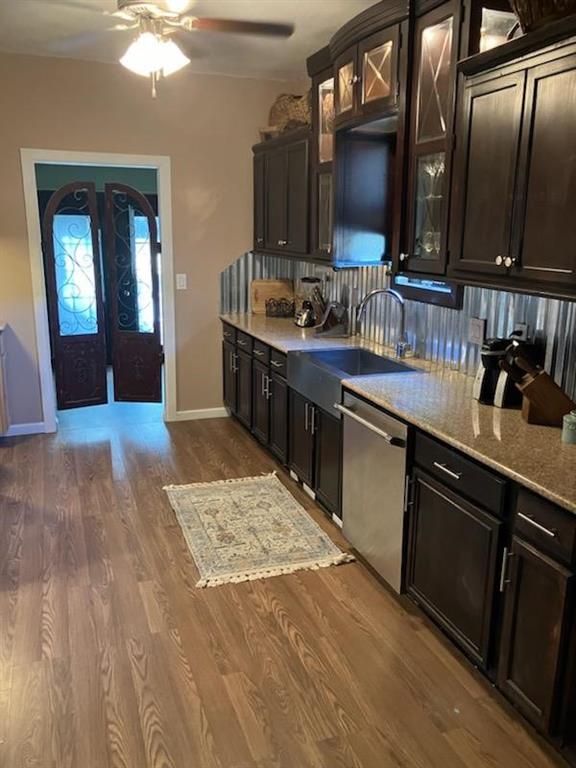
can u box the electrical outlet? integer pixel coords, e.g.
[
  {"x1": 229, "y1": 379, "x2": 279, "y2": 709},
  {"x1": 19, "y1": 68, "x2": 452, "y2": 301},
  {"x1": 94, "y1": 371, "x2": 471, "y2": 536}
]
[
  {"x1": 176, "y1": 273, "x2": 187, "y2": 290},
  {"x1": 468, "y1": 317, "x2": 486, "y2": 345},
  {"x1": 512, "y1": 322, "x2": 530, "y2": 341}
]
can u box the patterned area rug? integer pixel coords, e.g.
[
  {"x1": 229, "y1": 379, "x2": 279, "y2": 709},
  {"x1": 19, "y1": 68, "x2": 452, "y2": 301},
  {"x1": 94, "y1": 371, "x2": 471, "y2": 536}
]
[{"x1": 164, "y1": 473, "x2": 354, "y2": 588}]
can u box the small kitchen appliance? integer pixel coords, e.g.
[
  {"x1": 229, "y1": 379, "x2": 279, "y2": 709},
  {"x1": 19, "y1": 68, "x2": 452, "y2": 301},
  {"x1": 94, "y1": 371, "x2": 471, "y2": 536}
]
[{"x1": 473, "y1": 338, "x2": 512, "y2": 405}]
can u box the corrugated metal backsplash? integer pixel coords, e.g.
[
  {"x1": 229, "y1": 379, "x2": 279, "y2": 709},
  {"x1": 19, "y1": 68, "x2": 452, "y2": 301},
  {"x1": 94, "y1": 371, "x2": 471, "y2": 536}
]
[{"x1": 221, "y1": 253, "x2": 576, "y2": 398}]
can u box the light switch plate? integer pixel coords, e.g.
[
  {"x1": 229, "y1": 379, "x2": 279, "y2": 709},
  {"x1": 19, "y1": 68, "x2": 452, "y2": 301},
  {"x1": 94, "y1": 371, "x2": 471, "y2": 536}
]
[
  {"x1": 468, "y1": 317, "x2": 486, "y2": 345},
  {"x1": 176, "y1": 273, "x2": 187, "y2": 290}
]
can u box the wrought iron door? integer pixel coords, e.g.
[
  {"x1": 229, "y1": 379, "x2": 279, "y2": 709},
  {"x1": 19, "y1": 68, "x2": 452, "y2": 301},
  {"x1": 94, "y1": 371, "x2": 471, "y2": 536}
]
[
  {"x1": 104, "y1": 183, "x2": 163, "y2": 402},
  {"x1": 42, "y1": 181, "x2": 108, "y2": 409}
]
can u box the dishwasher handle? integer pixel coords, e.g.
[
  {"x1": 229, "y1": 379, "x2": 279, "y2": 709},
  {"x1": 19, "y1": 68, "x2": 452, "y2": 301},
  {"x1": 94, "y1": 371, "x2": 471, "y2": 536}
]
[{"x1": 334, "y1": 403, "x2": 406, "y2": 448}]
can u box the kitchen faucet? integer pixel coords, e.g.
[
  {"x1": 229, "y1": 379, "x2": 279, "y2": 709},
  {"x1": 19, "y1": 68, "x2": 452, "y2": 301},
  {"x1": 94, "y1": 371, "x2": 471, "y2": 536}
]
[{"x1": 356, "y1": 288, "x2": 412, "y2": 359}]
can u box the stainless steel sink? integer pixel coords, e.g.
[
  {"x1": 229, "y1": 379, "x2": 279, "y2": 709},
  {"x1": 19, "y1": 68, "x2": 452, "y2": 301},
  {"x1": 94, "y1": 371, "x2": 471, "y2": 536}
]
[
  {"x1": 305, "y1": 348, "x2": 417, "y2": 376},
  {"x1": 287, "y1": 347, "x2": 420, "y2": 417}
]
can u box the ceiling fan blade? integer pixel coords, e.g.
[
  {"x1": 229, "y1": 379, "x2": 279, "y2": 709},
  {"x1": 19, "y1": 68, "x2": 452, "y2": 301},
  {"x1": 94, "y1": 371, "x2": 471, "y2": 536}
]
[
  {"x1": 169, "y1": 29, "x2": 208, "y2": 60},
  {"x1": 185, "y1": 17, "x2": 294, "y2": 38}
]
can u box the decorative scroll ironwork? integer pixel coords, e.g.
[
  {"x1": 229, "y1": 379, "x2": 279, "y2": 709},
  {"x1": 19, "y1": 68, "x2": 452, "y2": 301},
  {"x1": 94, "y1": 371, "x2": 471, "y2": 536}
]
[
  {"x1": 50, "y1": 189, "x2": 99, "y2": 336},
  {"x1": 107, "y1": 192, "x2": 156, "y2": 334}
]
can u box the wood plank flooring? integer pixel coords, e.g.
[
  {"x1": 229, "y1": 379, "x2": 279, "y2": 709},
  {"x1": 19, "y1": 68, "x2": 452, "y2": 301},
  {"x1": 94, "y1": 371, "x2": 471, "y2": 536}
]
[{"x1": 0, "y1": 415, "x2": 565, "y2": 768}]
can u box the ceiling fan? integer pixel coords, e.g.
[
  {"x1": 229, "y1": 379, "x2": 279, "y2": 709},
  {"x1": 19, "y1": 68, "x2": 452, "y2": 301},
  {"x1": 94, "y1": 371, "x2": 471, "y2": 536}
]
[{"x1": 101, "y1": 0, "x2": 295, "y2": 96}]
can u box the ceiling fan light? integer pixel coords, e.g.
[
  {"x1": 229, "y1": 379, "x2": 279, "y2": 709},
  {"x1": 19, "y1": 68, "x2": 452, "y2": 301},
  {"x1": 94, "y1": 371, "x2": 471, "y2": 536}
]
[
  {"x1": 120, "y1": 31, "x2": 162, "y2": 76},
  {"x1": 159, "y1": 38, "x2": 190, "y2": 75}
]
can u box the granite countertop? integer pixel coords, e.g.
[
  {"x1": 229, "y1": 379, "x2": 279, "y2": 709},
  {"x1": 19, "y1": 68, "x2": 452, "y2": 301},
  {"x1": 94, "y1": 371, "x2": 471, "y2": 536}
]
[{"x1": 221, "y1": 313, "x2": 576, "y2": 514}]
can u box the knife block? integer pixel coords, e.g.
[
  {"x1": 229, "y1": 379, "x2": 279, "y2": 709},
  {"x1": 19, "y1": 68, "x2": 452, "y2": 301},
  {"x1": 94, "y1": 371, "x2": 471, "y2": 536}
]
[{"x1": 518, "y1": 371, "x2": 576, "y2": 426}]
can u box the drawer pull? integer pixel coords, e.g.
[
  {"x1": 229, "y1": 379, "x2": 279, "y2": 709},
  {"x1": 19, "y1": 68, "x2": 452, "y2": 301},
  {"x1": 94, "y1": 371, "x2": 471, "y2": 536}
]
[
  {"x1": 254, "y1": 350, "x2": 265, "y2": 357},
  {"x1": 499, "y1": 547, "x2": 514, "y2": 592},
  {"x1": 223, "y1": 331, "x2": 231, "y2": 338},
  {"x1": 517, "y1": 511, "x2": 557, "y2": 538},
  {"x1": 271, "y1": 360, "x2": 284, "y2": 368},
  {"x1": 433, "y1": 461, "x2": 462, "y2": 481},
  {"x1": 237, "y1": 339, "x2": 247, "y2": 347}
]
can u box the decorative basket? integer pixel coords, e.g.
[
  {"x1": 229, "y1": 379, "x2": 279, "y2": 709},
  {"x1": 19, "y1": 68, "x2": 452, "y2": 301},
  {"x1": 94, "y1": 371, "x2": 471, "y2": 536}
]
[
  {"x1": 269, "y1": 92, "x2": 311, "y2": 130},
  {"x1": 265, "y1": 298, "x2": 295, "y2": 318},
  {"x1": 508, "y1": 0, "x2": 576, "y2": 31}
]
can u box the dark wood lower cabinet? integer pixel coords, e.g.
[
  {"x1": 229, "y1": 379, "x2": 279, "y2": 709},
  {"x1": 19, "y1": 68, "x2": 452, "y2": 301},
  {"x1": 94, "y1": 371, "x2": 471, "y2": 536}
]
[
  {"x1": 407, "y1": 470, "x2": 502, "y2": 668},
  {"x1": 269, "y1": 373, "x2": 288, "y2": 464},
  {"x1": 288, "y1": 389, "x2": 314, "y2": 488},
  {"x1": 235, "y1": 349, "x2": 252, "y2": 429},
  {"x1": 252, "y1": 360, "x2": 270, "y2": 444},
  {"x1": 314, "y1": 408, "x2": 342, "y2": 516},
  {"x1": 222, "y1": 341, "x2": 237, "y2": 412},
  {"x1": 497, "y1": 536, "x2": 574, "y2": 734}
]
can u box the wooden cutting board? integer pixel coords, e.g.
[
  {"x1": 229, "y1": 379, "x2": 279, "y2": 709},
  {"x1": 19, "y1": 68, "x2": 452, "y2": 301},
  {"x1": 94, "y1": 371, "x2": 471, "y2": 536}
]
[{"x1": 250, "y1": 279, "x2": 294, "y2": 315}]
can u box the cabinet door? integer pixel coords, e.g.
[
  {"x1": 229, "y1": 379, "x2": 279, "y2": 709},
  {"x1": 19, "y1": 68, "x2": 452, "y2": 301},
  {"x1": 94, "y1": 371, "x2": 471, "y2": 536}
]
[
  {"x1": 407, "y1": 470, "x2": 502, "y2": 667},
  {"x1": 513, "y1": 54, "x2": 576, "y2": 287},
  {"x1": 285, "y1": 140, "x2": 309, "y2": 254},
  {"x1": 269, "y1": 373, "x2": 288, "y2": 464},
  {"x1": 289, "y1": 389, "x2": 314, "y2": 487},
  {"x1": 402, "y1": 3, "x2": 459, "y2": 276},
  {"x1": 252, "y1": 360, "x2": 270, "y2": 445},
  {"x1": 498, "y1": 536, "x2": 573, "y2": 734},
  {"x1": 334, "y1": 45, "x2": 358, "y2": 121},
  {"x1": 316, "y1": 171, "x2": 333, "y2": 258},
  {"x1": 449, "y1": 70, "x2": 525, "y2": 277},
  {"x1": 222, "y1": 341, "x2": 237, "y2": 413},
  {"x1": 235, "y1": 349, "x2": 252, "y2": 429},
  {"x1": 358, "y1": 26, "x2": 400, "y2": 117},
  {"x1": 264, "y1": 149, "x2": 287, "y2": 251},
  {"x1": 314, "y1": 408, "x2": 342, "y2": 517},
  {"x1": 253, "y1": 153, "x2": 265, "y2": 250}
]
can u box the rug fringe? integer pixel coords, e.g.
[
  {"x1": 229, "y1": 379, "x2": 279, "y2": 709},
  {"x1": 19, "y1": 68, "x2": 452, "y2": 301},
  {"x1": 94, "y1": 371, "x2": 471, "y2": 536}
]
[
  {"x1": 163, "y1": 471, "x2": 278, "y2": 492},
  {"x1": 195, "y1": 552, "x2": 355, "y2": 588}
]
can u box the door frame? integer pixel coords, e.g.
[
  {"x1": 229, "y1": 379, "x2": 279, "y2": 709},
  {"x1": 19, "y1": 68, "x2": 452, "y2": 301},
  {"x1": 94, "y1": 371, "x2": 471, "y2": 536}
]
[{"x1": 20, "y1": 148, "x2": 177, "y2": 432}]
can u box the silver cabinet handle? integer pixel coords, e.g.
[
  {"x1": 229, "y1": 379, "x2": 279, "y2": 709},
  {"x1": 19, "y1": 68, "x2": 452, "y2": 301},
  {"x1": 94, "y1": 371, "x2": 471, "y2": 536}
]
[
  {"x1": 433, "y1": 461, "x2": 462, "y2": 481},
  {"x1": 495, "y1": 254, "x2": 504, "y2": 266},
  {"x1": 223, "y1": 331, "x2": 232, "y2": 339},
  {"x1": 254, "y1": 349, "x2": 265, "y2": 357},
  {"x1": 256, "y1": 237, "x2": 264, "y2": 245},
  {"x1": 277, "y1": 239, "x2": 287, "y2": 246},
  {"x1": 237, "y1": 339, "x2": 247, "y2": 347},
  {"x1": 304, "y1": 402, "x2": 309, "y2": 432},
  {"x1": 334, "y1": 403, "x2": 406, "y2": 447},
  {"x1": 399, "y1": 252, "x2": 408, "y2": 262},
  {"x1": 504, "y1": 255, "x2": 516, "y2": 268},
  {"x1": 265, "y1": 375, "x2": 272, "y2": 400},
  {"x1": 499, "y1": 547, "x2": 514, "y2": 592},
  {"x1": 232, "y1": 353, "x2": 238, "y2": 373},
  {"x1": 271, "y1": 360, "x2": 283, "y2": 368},
  {"x1": 261, "y1": 371, "x2": 266, "y2": 396},
  {"x1": 310, "y1": 405, "x2": 316, "y2": 435},
  {"x1": 517, "y1": 512, "x2": 557, "y2": 538}
]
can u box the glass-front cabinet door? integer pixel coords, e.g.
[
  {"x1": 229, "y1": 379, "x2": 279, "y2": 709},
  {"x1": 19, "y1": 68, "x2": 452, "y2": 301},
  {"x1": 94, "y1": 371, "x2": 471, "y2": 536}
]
[
  {"x1": 358, "y1": 27, "x2": 400, "y2": 116},
  {"x1": 334, "y1": 47, "x2": 357, "y2": 119},
  {"x1": 317, "y1": 173, "x2": 333, "y2": 255},
  {"x1": 318, "y1": 77, "x2": 335, "y2": 164},
  {"x1": 402, "y1": 2, "x2": 459, "y2": 275}
]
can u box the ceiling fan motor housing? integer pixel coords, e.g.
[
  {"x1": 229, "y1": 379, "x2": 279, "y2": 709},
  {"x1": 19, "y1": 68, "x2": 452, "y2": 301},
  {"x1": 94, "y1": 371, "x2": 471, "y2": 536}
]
[{"x1": 117, "y1": 0, "x2": 177, "y2": 19}]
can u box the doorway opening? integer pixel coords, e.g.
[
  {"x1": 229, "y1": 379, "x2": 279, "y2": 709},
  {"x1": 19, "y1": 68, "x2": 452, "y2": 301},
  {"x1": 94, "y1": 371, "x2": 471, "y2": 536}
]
[{"x1": 36, "y1": 164, "x2": 163, "y2": 429}]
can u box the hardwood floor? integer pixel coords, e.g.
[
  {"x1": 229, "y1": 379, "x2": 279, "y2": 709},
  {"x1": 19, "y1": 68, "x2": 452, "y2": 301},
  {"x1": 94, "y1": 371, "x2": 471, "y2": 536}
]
[{"x1": 0, "y1": 416, "x2": 564, "y2": 768}]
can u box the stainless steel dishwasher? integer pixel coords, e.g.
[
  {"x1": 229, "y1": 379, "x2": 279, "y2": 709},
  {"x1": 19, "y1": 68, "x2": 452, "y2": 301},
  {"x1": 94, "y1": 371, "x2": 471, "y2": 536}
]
[{"x1": 335, "y1": 392, "x2": 408, "y2": 594}]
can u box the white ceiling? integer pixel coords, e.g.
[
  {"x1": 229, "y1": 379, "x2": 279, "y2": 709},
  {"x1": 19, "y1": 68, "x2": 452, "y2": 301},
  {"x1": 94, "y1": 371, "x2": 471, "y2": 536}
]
[{"x1": 0, "y1": 0, "x2": 375, "y2": 80}]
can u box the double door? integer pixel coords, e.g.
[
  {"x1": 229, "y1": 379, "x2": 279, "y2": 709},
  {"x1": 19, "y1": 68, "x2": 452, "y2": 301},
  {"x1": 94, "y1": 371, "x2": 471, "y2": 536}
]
[
  {"x1": 449, "y1": 50, "x2": 576, "y2": 292},
  {"x1": 42, "y1": 181, "x2": 162, "y2": 409}
]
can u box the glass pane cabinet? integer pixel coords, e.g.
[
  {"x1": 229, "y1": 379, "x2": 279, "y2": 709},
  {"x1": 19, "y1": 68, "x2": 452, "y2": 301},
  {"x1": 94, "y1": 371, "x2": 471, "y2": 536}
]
[
  {"x1": 362, "y1": 40, "x2": 394, "y2": 105},
  {"x1": 318, "y1": 77, "x2": 334, "y2": 163},
  {"x1": 413, "y1": 153, "x2": 446, "y2": 260},
  {"x1": 337, "y1": 60, "x2": 355, "y2": 115},
  {"x1": 479, "y1": 7, "x2": 519, "y2": 52},
  {"x1": 417, "y1": 17, "x2": 453, "y2": 143}
]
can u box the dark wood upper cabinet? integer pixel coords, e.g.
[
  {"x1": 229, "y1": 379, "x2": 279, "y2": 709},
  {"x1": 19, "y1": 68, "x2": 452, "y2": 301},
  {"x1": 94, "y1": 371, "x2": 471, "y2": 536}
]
[
  {"x1": 512, "y1": 53, "x2": 576, "y2": 287},
  {"x1": 310, "y1": 64, "x2": 335, "y2": 261},
  {"x1": 407, "y1": 469, "x2": 502, "y2": 668},
  {"x1": 448, "y1": 70, "x2": 525, "y2": 277},
  {"x1": 334, "y1": 25, "x2": 401, "y2": 127},
  {"x1": 498, "y1": 536, "x2": 574, "y2": 734},
  {"x1": 254, "y1": 129, "x2": 310, "y2": 257},
  {"x1": 253, "y1": 153, "x2": 265, "y2": 251}
]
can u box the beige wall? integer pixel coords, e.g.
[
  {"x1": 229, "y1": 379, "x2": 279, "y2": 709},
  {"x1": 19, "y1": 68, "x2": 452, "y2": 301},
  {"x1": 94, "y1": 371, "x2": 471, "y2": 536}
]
[{"x1": 0, "y1": 51, "x2": 300, "y2": 425}]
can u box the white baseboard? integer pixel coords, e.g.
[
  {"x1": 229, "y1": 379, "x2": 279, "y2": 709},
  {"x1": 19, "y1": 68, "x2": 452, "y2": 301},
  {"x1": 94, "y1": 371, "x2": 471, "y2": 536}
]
[
  {"x1": 4, "y1": 421, "x2": 46, "y2": 437},
  {"x1": 170, "y1": 407, "x2": 229, "y2": 422}
]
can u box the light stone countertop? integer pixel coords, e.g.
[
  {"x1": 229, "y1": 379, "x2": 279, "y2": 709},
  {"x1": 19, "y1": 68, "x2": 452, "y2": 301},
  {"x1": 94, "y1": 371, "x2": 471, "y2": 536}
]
[{"x1": 221, "y1": 313, "x2": 576, "y2": 514}]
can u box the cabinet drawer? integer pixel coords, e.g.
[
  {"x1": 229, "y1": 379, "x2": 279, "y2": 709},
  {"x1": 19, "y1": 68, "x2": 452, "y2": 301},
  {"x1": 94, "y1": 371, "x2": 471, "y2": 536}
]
[
  {"x1": 222, "y1": 323, "x2": 236, "y2": 344},
  {"x1": 514, "y1": 488, "x2": 576, "y2": 566},
  {"x1": 236, "y1": 331, "x2": 253, "y2": 354},
  {"x1": 270, "y1": 350, "x2": 287, "y2": 378},
  {"x1": 414, "y1": 432, "x2": 506, "y2": 516},
  {"x1": 252, "y1": 339, "x2": 270, "y2": 364}
]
